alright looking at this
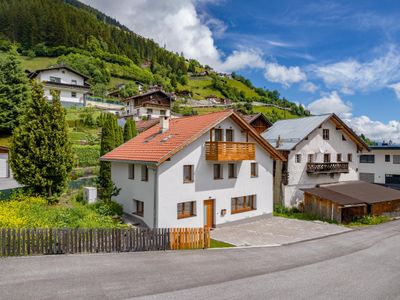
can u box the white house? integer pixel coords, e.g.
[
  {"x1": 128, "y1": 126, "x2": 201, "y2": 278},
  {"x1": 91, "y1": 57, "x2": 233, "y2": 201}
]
[
  {"x1": 359, "y1": 142, "x2": 400, "y2": 185},
  {"x1": 262, "y1": 114, "x2": 369, "y2": 207},
  {"x1": 121, "y1": 90, "x2": 173, "y2": 121},
  {"x1": 0, "y1": 146, "x2": 10, "y2": 178},
  {"x1": 101, "y1": 110, "x2": 285, "y2": 228},
  {"x1": 29, "y1": 65, "x2": 90, "y2": 106}
]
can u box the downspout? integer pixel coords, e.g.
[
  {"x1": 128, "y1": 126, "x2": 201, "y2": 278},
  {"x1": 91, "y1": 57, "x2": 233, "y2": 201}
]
[{"x1": 153, "y1": 166, "x2": 158, "y2": 228}]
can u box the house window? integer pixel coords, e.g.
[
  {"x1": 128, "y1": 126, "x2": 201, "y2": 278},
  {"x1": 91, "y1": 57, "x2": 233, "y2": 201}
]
[
  {"x1": 141, "y1": 165, "x2": 149, "y2": 181},
  {"x1": 231, "y1": 195, "x2": 256, "y2": 214},
  {"x1": 71, "y1": 79, "x2": 77, "y2": 85},
  {"x1": 183, "y1": 165, "x2": 194, "y2": 183},
  {"x1": 225, "y1": 129, "x2": 234, "y2": 142},
  {"x1": 393, "y1": 155, "x2": 400, "y2": 164},
  {"x1": 133, "y1": 200, "x2": 144, "y2": 217},
  {"x1": 147, "y1": 108, "x2": 153, "y2": 114},
  {"x1": 213, "y1": 164, "x2": 223, "y2": 180},
  {"x1": 324, "y1": 153, "x2": 331, "y2": 163},
  {"x1": 228, "y1": 163, "x2": 237, "y2": 178},
  {"x1": 360, "y1": 155, "x2": 375, "y2": 164},
  {"x1": 323, "y1": 129, "x2": 330, "y2": 140},
  {"x1": 160, "y1": 110, "x2": 166, "y2": 116},
  {"x1": 308, "y1": 154, "x2": 314, "y2": 163},
  {"x1": 348, "y1": 153, "x2": 353, "y2": 162},
  {"x1": 49, "y1": 76, "x2": 61, "y2": 83},
  {"x1": 128, "y1": 164, "x2": 135, "y2": 179},
  {"x1": 214, "y1": 128, "x2": 223, "y2": 141},
  {"x1": 295, "y1": 154, "x2": 302, "y2": 163},
  {"x1": 71, "y1": 91, "x2": 77, "y2": 98},
  {"x1": 342, "y1": 134, "x2": 346, "y2": 141},
  {"x1": 177, "y1": 201, "x2": 196, "y2": 219},
  {"x1": 337, "y1": 153, "x2": 342, "y2": 162},
  {"x1": 251, "y1": 162, "x2": 258, "y2": 177},
  {"x1": 385, "y1": 155, "x2": 391, "y2": 162}
]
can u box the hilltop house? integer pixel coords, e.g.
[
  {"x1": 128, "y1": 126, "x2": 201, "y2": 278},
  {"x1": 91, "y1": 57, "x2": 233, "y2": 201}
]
[
  {"x1": 121, "y1": 90, "x2": 173, "y2": 121},
  {"x1": 262, "y1": 114, "x2": 369, "y2": 206},
  {"x1": 101, "y1": 110, "x2": 285, "y2": 228},
  {"x1": 28, "y1": 65, "x2": 90, "y2": 106},
  {"x1": 358, "y1": 142, "x2": 400, "y2": 187},
  {"x1": 0, "y1": 146, "x2": 10, "y2": 178}
]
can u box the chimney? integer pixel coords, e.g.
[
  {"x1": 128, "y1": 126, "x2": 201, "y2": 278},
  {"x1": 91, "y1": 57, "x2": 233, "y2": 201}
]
[
  {"x1": 276, "y1": 135, "x2": 282, "y2": 148},
  {"x1": 160, "y1": 116, "x2": 170, "y2": 133}
]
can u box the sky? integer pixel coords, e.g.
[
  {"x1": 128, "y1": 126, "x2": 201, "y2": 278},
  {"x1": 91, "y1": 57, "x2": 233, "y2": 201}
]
[{"x1": 81, "y1": 0, "x2": 400, "y2": 142}]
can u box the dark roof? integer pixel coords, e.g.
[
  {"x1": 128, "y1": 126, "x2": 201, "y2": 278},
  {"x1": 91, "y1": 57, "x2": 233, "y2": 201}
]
[
  {"x1": 122, "y1": 90, "x2": 172, "y2": 102},
  {"x1": 302, "y1": 181, "x2": 400, "y2": 205},
  {"x1": 239, "y1": 113, "x2": 273, "y2": 127},
  {"x1": 135, "y1": 118, "x2": 159, "y2": 133},
  {"x1": 28, "y1": 65, "x2": 90, "y2": 80},
  {"x1": 370, "y1": 142, "x2": 400, "y2": 150}
]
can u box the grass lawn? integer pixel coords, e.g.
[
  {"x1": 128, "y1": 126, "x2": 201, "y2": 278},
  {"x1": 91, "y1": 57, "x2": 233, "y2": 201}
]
[
  {"x1": 210, "y1": 239, "x2": 235, "y2": 248},
  {"x1": 108, "y1": 76, "x2": 133, "y2": 89},
  {"x1": 193, "y1": 107, "x2": 226, "y2": 115},
  {"x1": 225, "y1": 78, "x2": 260, "y2": 100},
  {"x1": 0, "y1": 52, "x2": 58, "y2": 71},
  {"x1": 346, "y1": 215, "x2": 392, "y2": 227},
  {"x1": 179, "y1": 77, "x2": 225, "y2": 100},
  {"x1": 253, "y1": 106, "x2": 298, "y2": 120},
  {"x1": 273, "y1": 205, "x2": 338, "y2": 224}
]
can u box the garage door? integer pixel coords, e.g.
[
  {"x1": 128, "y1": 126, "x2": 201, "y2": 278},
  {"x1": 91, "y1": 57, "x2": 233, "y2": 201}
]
[
  {"x1": 360, "y1": 172, "x2": 375, "y2": 183},
  {"x1": 0, "y1": 158, "x2": 8, "y2": 178},
  {"x1": 385, "y1": 174, "x2": 400, "y2": 184}
]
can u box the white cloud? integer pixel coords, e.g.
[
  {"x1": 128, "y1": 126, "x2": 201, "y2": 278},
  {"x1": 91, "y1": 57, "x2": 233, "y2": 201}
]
[
  {"x1": 264, "y1": 63, "x2": 307, "y2": 87},
  {"x1": 388, "y1": 82, "x2": 400, "y2": 99},
  {"x1": 217, "y1": 49, "x2": 265, "y2": 73},
  {"x1": 300, "y1": 82, "x2": 318, "y2": 93},
  {"x1": 312, "y1": 46, "x2": 400, "y2": 94},
  {"x1": 307, "y1": 91, "x2": 352, "y2": 118}
]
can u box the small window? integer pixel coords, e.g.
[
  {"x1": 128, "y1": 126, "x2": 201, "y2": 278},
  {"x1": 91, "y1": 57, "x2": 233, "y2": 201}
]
[
  {"x1": 323, "y1": 129, "x2": 329, "y2": 140},
  {"x1": 295, "y1": 154, "x2": 302, "y2": 163},
  {"x1": 231, "y1": 195, "x2": 256, "y2": 214},
  {"x1": 360, "y1": 155, "x2": 375, "y2": 164},
  {"x1": 183, "y1": 165, "x2": 194, "y2": 183},
  {"x1": 385, "y1": 155, "x2": 391, "y2": 162},
  {"x1": 393, "y1": 155, "x2": 400, "y2": 164},
  {"x1": 147, "y1": 108, "x2": 153, "y2": 114},
  {"x1": 128, "y1": 164, "x2": 135, "y2": 179},
  {"x1": 177, "y1": 201, "x2": 196, "y2": 219},
  {"x1": 308, "y1": 154, "x2": 314, "y2": 163},
  {"x1": 213, "y1": 164, "x2": 223, "y2": 180},
  {"x1": 214, "y1": 128, "x2": 223, "y2": 141},
  {"x1": 324, "y1": 153, "x2": 331, "y2": 163},
  {"x1": 225, "y1": 129, "x2": 234, "y2": 142},
  {"x1": 348, "y1": 153, "x2": 353, "y2": 162},
  {"x1": 228, "y1": 163, "x2": 237, "y2": 178},
  {"x1": 71, "y1": 91, "x2": 77, "y2": 98},
  {"x1": 342, "y1": 134, "x2": 346, "y2": 141},
  {"x1": 251, "y1": 162, "x2": 258, "y2": 177},
  {"x1": 141, "y1": 165, "x2": 149, "y2": 181},
  {"x1": 49, "y1": 76, "x2": 61, "y2": 83},
  {"x1": 160, "y1": 110, "x2": 166, "y2": 116},
  {"x1": 71, "y1": 79, "x2": 77, "y2": 85},
  {"x1": 337, "y1": 153, "x2": 342, "y2": 162},
  {"x1": 133, "y1": 200, "x2": 144, "y2": 217}
]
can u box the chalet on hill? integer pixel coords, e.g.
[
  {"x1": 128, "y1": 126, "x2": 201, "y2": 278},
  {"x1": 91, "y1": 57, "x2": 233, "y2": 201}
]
[
  {"x1": 122, "y1": 90, "x2": 173, "y2": 121},
  {"x1": 240, "y1": 113, "x2": 272, "y2": 134}
]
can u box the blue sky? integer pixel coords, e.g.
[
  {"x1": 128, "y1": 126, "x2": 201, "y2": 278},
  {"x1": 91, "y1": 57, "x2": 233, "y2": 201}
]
[{"x1": 82, "y1": 0, "x2": 400, "y2": 141}]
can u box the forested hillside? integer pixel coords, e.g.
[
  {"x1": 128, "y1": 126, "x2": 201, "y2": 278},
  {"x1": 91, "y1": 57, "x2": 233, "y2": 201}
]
[{"x1": 0, "y1": 0, "x2": 309, "y2": 117}]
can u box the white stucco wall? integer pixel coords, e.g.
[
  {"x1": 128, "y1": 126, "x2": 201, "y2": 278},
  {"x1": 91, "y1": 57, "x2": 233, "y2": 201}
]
[
  {"x1": 284, "y1": 119, "x2": 359, "y2": 206},
  {"x1": 0, "y1": 153, "x2": 9, "y2": 178},
  {"x1": 44, "y1": 87, "x2": 85, "y2": 104},
  {"x1": 358, "y1": 149, "x2": 400, "y2": 184},
  {"x1": 156, "y1": 118, "x2": 274, "y2": 228},
  {"x1": 38, "y1": 69, "x2": 85, "y2": 86},
  {"x1": 124, "y1": 101, "x2": 171, "y2": 120}
]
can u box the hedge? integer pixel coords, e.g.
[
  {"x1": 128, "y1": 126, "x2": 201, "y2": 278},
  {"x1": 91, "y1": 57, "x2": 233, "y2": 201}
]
[{"x1": 73, "y1": 145, "x2": 100, "y2": 167}]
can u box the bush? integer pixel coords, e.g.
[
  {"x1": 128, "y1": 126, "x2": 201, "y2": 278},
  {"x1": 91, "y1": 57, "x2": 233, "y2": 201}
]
[
  {"x1": 91, "y1": 201, "x2": 123, "y2": 217},
  {"x1": 348, "y1": 215, "x2": 391, "y2": 226},
  {"x1": 73, "y1": 145, "x2": 100, "y2": 167}
]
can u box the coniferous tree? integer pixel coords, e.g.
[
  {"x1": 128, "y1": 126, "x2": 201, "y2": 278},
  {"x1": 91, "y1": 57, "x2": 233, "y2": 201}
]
[
  {"x1": 0, "y1": 47, "x2": 30, "y2": 134},
  {"x1": 9, "y1": 81, "x2": 73, "y2": 198},
  {"x1": 123, "y1": 119, "x2": 137, "y2": 142}
]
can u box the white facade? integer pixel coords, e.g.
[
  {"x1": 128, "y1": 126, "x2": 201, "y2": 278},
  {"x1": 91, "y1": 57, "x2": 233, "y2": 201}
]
[
  {"x1": 358, "y1": 148, "x2": 400, "y2": 184},
  {"x1": 111, "y1": 118, "x2": 275, "y2": 228},
  {"x1": 124, "y1": 105, "x2": 171, "y2": 121},
  {"x1": 33, "y1": 67, "x2": 89, "y2": 105},
  {"x1": 0, "y1": 153, "x2": 10, "y2": 178},
  {"x1": 282, "y1": 119, "x2": 359, "y2": 206}
]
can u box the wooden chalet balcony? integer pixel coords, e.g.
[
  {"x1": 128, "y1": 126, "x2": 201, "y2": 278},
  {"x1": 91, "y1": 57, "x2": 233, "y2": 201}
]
[
  {"x1": 307, "y1": 162, "x2": 349, "y2": 174},
  {"x1": 205, "y1": 141, "x2": 256, "y2": 161}
]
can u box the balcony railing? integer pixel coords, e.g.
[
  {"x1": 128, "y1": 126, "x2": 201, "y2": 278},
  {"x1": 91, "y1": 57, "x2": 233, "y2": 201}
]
[
  {"x1": 205, "y1": 141, "x2": 255, "y2": 161},
  {"x1": 307, "y1": 162, "x2": 349, "y2": 174}
]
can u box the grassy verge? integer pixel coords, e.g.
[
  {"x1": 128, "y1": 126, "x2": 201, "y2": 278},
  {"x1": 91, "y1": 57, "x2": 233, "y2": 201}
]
[
  {"x1": 210, "y1": 239, "x2": 235, "y2": 248},
  {"x1": 273, "y1": 205, "x2": 338, "y2": 224},
  {"x1": 346, "y1": 215, "x2": 392, "y2": 227}
]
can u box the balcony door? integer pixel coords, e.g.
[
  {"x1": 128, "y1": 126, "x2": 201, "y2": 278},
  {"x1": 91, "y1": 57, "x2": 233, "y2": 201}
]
[{"x1": 204, "y1": 199, "x2": 215, "y2": 228}]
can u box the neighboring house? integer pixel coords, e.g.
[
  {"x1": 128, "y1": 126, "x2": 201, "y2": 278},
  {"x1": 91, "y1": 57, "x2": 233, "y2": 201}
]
[
  {"x1": 302, "y1": 181, "x2": 400, "y2": 223},
  {"x1": 121, "y1": 90, "x2": 173, "y2": 121},
  {"x1": 358, "y1": 142, "x2": 400, "y2": 186},
  {"x1": 262, "y1": 114, "x2": 369, "y2": 207},
  {"x1": 240, "y1": 112, "x2": 272, "y2": 134},
  {"x1": 0, "y1": 146, "x2": 10, "y2": 178},
  {"x1": 29, "y1": 65, "x2": 90, "y2": 106},
  {"x1": 101, "y1": 110, "x2": 285, "y2": 228}
]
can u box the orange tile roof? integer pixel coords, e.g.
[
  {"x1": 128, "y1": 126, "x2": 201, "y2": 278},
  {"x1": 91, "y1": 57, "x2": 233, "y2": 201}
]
[{"x1": 101, "y1": 110, "x2": 285, "y2": 164}]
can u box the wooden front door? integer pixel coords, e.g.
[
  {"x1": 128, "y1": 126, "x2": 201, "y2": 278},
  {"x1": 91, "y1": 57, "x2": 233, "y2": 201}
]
[{"x1": 204, "y1": 199, "x2": 215, "y2": 228}]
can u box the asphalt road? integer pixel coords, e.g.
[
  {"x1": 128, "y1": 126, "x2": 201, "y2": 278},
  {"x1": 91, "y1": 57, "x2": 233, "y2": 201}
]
[{"x1": 1, "y1": 221, "x2": 400, "y2": 300}]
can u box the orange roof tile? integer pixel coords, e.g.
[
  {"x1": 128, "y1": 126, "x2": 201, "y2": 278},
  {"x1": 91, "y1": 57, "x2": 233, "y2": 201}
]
[{"x1": 101, "y1": 110, "x2": 285, "y2": 164}]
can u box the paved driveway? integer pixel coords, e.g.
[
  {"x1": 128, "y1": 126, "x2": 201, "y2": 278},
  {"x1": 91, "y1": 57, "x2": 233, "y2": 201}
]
[
  {"x1": 211, "y1": 216, "x2": 351, "y2": 246},
  {"x1": 0, "y1": 178, "x2": 21, "y2": 190}
]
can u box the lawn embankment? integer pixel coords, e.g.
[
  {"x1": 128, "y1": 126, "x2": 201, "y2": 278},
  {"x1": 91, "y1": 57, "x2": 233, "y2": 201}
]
[{"x1": 210, "y1": 239, "x2": 235, "y2": 248}]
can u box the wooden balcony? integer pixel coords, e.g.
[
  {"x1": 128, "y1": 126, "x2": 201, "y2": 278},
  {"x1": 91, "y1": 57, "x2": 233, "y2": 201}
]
[
  {"x1": 205, "y1": 141, "x2": 256, "y2": 161},
  {"x1": 307, "y1": 162, "x2": 349, "y2": 174}
]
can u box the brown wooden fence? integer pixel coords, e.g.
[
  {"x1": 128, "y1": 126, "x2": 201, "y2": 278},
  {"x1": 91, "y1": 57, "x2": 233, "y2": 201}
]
[{"x1": 0, "y1": 227, "x2": 210, "y2": 257}]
